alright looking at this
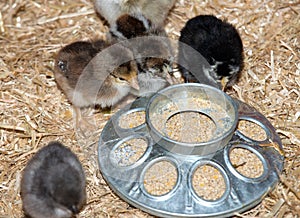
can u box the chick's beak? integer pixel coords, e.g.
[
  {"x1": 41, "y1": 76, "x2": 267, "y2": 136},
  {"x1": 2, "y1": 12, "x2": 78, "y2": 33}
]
[
  {"x1": 71, "y1": 205, "x2": 79, "y2": 214},
  {"x1": 221, "y1": 77, "x2": 229, "y2": 91},
  {"x1": 129, "y1": 72, "x2": 140, "y2": 90}
]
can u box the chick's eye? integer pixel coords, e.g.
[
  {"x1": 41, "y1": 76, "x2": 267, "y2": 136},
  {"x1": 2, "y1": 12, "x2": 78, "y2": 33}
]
[
  {"x1": 116, "y1": 77, "x2": 129, "y2": 84},
  {"x1": 117, "y1": 77, "x2": 126, "y2": 82},
  {"x1": 57, "y1": 60, "x2": 67, "y2": 72}
]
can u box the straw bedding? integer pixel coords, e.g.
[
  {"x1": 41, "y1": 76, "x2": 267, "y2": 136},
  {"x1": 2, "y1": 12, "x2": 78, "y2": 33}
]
[{"x1": 0, "y1": 0, "x2": 299, "y2": 217}]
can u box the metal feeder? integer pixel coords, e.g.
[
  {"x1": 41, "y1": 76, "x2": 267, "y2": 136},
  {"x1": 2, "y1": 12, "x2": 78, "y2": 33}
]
[{"x1": 98, "y1": 84, "x2": 284, "y2": 218}]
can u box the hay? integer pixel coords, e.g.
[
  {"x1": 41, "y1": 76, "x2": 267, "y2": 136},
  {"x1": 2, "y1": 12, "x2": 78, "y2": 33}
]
[{"x1": 0, "y1": 0, "x2": 299, "y2": 217}]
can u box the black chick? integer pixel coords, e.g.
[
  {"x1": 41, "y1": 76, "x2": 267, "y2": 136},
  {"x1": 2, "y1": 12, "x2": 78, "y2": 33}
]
[
  {"x1": 178, "y1": 15, "x2": 244, "y2": 90},
  {"x1": 21, "y1": 141, "x2": 86, "y2": 218}
]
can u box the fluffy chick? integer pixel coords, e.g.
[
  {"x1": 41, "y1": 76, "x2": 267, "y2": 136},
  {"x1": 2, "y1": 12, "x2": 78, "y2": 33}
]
[
  {"x1": 109, "y1": 13, "x2": 175, "y2": 96},
  {"x1": 54, "y1": 39, "x2": 139, "y2": 108},
  {"x1": 21, "y1": 141, "x2": 86, "y2": 218},
  {"x1": 178, "y1": 15, "x2": 244, "y2": 90},
  {"x1": 94, "y1": 0, "x2": 176, "y2": 28},
  {"x1": 130, "y1": 35, "x2": 174, "y2": 96},
  {"x1": 109, "y1": 13, "x2": 151, "y2": 40}
]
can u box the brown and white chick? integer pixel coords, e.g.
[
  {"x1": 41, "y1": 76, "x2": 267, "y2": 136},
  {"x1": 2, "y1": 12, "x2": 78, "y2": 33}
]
[
  {"x1": 21, "y1": 141, "x2": 86, "y2": 218},
  {"x1": 130, "y1": 33, "x2": 174, "y2": 96},
  {"x1": 110, "y1": 13, "x2": 175, "y2": 96},
  {"x1": 54, "y1": 39, "x2": 139, "y2": 108},
  {"x1": 94, "y1": 0, "x2": 176, "y2": 28},
  {"x1": 109, "y1": 13, "x2": 151, "y2": 40}
]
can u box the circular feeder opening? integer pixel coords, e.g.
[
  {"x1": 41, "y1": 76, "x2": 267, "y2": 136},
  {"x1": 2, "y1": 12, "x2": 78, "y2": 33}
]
[
  {"x1": 237, "y1": 119, "x2": 267, "y2": 141},
  {"x1": 150, "y1": 97, "x2": 232, "y2": 141},
  {"x1": 192, "y1": 164, "x2": 226, "y2": 201},
  {"x1": 143, "y1": 160, "x2": 178, "y2": 196},
  {"x1": 119, "y1": 110, "x2": 146, "y2": 129},
  {"x1": 146, "y1": 84, "x2": 238, "y2": 155},
  {"x1": 229, "y1": 147, "x2": 264, "y2": 178},
  {"x1": 164, "y1": 111, "x2": 216, "y2": 143},
  {"x1": 112, "y1": 137, "x2": 148, "y2": 167}
]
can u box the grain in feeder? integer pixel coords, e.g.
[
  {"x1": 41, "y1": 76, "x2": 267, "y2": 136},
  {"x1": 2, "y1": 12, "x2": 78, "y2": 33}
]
[
  {"x1": 98, "y1": 84, "x2": 284, "y2": 217},
  {"x1": 192, "y1": 164, "x2": 226, "y2": 201},
  {"x1": 146, "y1": 84, "x2": 238, "y2": 155},
  {"x1": 142, "y1": 160, "x2": 178, "y2": 196},
  {"x1": 229, "y1": 147, "x2": 264, "y2": 179},
  {"x1": 237, "y1": 119, "x2": 268, "y2": 141},
  {"x1": 164, "y1": 111, "x2": 216, "y2": 143},
  {"x1": 112, "y1": 137, "x2": 148, "y2": 167},
  {"x1": 118, "y1": 109, "x2": 146, "y2": 129}
]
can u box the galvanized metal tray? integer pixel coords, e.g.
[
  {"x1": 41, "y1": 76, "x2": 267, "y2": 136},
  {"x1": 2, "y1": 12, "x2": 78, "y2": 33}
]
[{"x1": 98, "y1": 84, "x2": 284, "y2": 218}]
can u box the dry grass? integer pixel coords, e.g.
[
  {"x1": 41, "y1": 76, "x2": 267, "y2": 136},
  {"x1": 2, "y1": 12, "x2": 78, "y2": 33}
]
[{"x1": 0, "y1": 0, "x2": 299, "y2": 217}]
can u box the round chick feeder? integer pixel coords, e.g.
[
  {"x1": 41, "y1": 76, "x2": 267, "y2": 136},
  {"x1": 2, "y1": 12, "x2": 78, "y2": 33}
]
[
  {"x1": 98, "y1": 84, "x2": 284, "y2": 217},
  {"x1": 146, "y1": 84, "x2": 238, "y2": 155}
]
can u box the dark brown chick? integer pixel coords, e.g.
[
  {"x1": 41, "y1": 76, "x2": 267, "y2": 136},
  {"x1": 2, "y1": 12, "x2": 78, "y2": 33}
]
[
  {"x1": 54, "y1": 39, "x2": 139, "y2": 108},
  {"x1": 110, "y1": 13, "x2": 151, "y2": 40}
]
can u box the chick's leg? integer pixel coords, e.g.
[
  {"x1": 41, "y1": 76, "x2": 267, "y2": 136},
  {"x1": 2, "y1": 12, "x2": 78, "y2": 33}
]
[{"x1": 73, "y1": 106, "x2": 97, "y2": 137}]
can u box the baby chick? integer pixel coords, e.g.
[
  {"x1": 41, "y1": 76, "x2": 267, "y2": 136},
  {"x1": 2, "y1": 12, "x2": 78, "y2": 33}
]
[
  {"x1": 21, "y1": 141, "x2": 86, "y2": 218},
  {"x1": 130, "y1": 34, "x2": 174, "y2": 96},
  {"x1": 108, "y1": 13, "x2": 175, "y2": 96},
  {"x1": 94, "y1": 0, "x2": 176, "y2": 28},
  {"x1": 109, "y1": 13, "x2": 151, "y2": 40},
  {"x1": 54, "y1": 39, "x2": 139, "y2": 108},
  {"x1": 178, "y1": 15, "x2": 244, "y2": 90}
]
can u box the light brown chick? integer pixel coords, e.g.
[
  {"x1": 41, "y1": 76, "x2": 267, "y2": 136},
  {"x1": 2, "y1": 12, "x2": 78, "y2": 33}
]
[
  {"x1": 94, "y1": 0, "x2": 176, "y2": 28},
  {"x1": 54, "y1": 40, "x2": 139, "y2": 109}
]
